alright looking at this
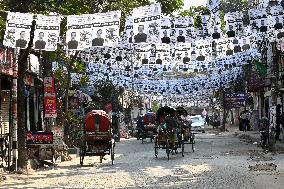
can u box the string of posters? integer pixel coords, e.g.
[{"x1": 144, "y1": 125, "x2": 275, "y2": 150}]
[{"x1": 3, "y1": 2, "x2": 283, "y2": 96}]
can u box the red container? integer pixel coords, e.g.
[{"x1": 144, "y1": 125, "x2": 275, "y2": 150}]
[
  {"x1": 85, "y1": 110, "x2": 111, "y2": 132},
  {"x1": 144, "y1": 112, "x2": 156, "y2": 125}
]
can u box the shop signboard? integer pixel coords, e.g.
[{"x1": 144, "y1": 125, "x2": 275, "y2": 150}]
[
  {"x1": 224, "y1": 92, "x2": 248, "y2": 109},
  {"x1": 26, "y1": 131, "x2": 53, "y2": 145},
  {"x1": 44, "y1": 96, "x2": 57, "y2": 118}
]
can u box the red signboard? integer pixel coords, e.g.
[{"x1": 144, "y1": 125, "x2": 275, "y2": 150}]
[
  {"x1": 44, "y1": 77, "x2": 55, "y2": 94},
  {"x1": 26, "y1": 131, "x2": 53, "y2": 145},
  {"x1": 44, "y1": 96, "x2": 57, "y2": 118},
  {"x1": 0, "y1": 48, "x2": 14, "y2": 76}
]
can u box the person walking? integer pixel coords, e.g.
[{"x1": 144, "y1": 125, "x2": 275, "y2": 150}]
[{"x1": 276, "y1": 104, "x2": 281, "y2": 141}]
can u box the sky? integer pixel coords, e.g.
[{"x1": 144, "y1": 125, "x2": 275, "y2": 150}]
[{"x1": 183, "y1": 0, "x2": 208, "y2": 9}]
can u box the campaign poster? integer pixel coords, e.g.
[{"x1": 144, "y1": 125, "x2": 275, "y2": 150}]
[
  {"x1": 3, "y1": 12, "x2": 33, "y2": 49},
  {"x1": 160, "y1": 17, "x2": 172, "y2": 44},
  {"x1": 33, "y1": 15, "x2": 61, "y2": 51},
  {"x1": 66, "y1": 14, "x2": 93, "y2": 50},
  {"x1": 123, "y1": 16, "x2": 134, "y2": 44},
  {"x1": 195, "y1": 39, "x2": 212, "y2": 62},
  {"x1": 174, "y1": 43, "x2": 191, "y2": 65},
  {"x1": 134, "y1": 44, "x2": 152, "y2": 65},
  {"x1": 174, "y1": 17, "x2": 189, "y2": 43},
  {"x1": 132, "y1": 3, "x2": 161, "y2": 43},
  {"x1": 155, "y1": 43, "x2": 171, "y2": 65},
  {"x1": 92, "y1": 11, "x2": 121, "y2": 47}
]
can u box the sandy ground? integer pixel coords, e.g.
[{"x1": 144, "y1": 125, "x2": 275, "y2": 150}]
[{"x1": 1, "y1": 130, "x2": 284, "y2": 189}]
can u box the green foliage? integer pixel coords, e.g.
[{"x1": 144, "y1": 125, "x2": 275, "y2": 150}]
[
  {"x1": 179, "y1": 6, "x2": 211, "y2": 29},
  {"x1": 92, "y1": 79, "x2": 124, "y2": 112},
  {"x1": 220, "y1": 0, "x2": 252, "y2": 26},
  {"x1": 151, "y1": 102, "x2": 160, "y2": 113}
]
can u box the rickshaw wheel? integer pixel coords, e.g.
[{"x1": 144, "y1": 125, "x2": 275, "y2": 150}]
[
  {"x1": 166, "y1": 139, "x2": 170, "y2": 160},
  {"x1": 79, "y1": 147, "x2": 84, "y2": 166},
  {"x1": 191, "y1": 134, "x2": 195, "y2": 152},
  {"x1": 181, "y1": 140, "x2": 185, "y2": 157},
  {"x1": 154, "y1": 137, "x2": 158, "y2": 158},
  {"x1": 111, "y1": 141, "x2": 115, "y2": 165}
]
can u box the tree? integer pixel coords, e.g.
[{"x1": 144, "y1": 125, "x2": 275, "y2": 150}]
[
  {"x1": 0, "y1": 0, "x2": 183, "y2": 170},
  {"x1": 179, "y1": 6, "x2": 211, "y2": 29},
  {"x1": 220, "y1": 0, "x2": 252, "y2": 26}
]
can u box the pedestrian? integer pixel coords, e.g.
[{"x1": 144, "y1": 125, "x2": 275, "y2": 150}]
[
  {"x1": 275, "y1": 104, "x2": 281, "y2": 141},
  {"x1": 205, "y1": 114, "x2": 210, "y2": 126}
]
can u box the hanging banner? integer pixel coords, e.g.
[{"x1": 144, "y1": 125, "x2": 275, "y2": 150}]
[
  {"x1": 124, "y1": 16, "x2": 134, "y2": 44},
  {"x1": 155, "y1": 43, "x2": 171, "y2": 65},
  {"x1": 44, "y1": 96, "x2": 57, "y2": 118},
  {"x1": 44, "y1": 77, "x2": 55, "y2": 94},
  {"x1": 0, "y1": 48, "x2": 14, "y2": 76},
  {"x1": 33, "y1": 14, "x2": 61, "y2": 51},
  {"x1": 92, "y1": 11, "x2": 121, "y2": 47},
  {"x1": 3, "y1": 12, "x2": 33, "y2": 49},
  {"x1": 224, "y1": 92, "x2": 248, "y2": 109},
  {"x1": 66, "y1": 14, "x2": 92, "y2": 50},
  {"x1": 160, "y1": 18, "x2": 172, "y2": 44},
  {"x1": 132, "y1": 3, "x2": 161, "y2": 43}
]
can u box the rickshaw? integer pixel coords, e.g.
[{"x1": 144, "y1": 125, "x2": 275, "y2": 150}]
[
  {"x1": 154, "y1": 106, "x2": 185, "y2": 160},
  {"x1": 176, "y1": 107, "x2": 195, "y2": 152},
  {"x1": 79, "y1": 110, "x2": 115, "y2": 165},
  {"x1": 137, "y1": 112, "x2": 157, "y2": 143}
]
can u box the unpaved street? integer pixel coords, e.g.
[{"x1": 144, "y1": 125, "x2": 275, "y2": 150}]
[{"x1": 2, "y1": 131, "x2": 284, "y2": 189}]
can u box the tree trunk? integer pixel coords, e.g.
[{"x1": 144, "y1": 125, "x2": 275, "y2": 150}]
[
  {"x1": 17, "y1": 19, "x2": 36, "y2": 169},
  {"x1": 64, "y1": 52, "x2": 79, "y2": 141}
]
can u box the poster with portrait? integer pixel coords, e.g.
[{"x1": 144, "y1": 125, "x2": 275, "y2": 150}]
[
  {"x1": 92, "y1": 11, "x2": 121, "y2": 47},
  {"x1": 66, "y1": 14, "x2": 92, "y2": 50},
  {"x1": 174, "y1": 43, "x2": 191, "y2": 65},
  {"x1": 211, "y1": 12, "x2": 222, "y2": 39},
  {"x1": 249, "y1": 8, "x2": 268, "y2": 34},
  {"x1": 215, "y1": 37, "x2": 234, "y2": 58},
  {"x1": 3, "y1": 12, "x2": 33, "y2": 49},
  {"x1": 155, "y1": 43, "x2": 171, "y2": 65},
  {"x1": 225, "y1": 12, "x2": 237, "y2": 38},
  {"x1": 33, "y1": 15, "x2": 61, "y2": 51},
  {"x1": 195, "y1": 40, "x2": 212, "y2": 62},
  {"x1": 124, "y1": 16, "x2": 134, "y2": 44},
  {"x1": 132, "y1": 3, "x2": 161, "y2": 44},
  {"x1": 160, "y1": 18, "x2": 172, "y2": 44},
  {"x1": 134, "y1": 44, "x2": 152, "y2": 64},
  {"x1": 200, "y1": 15, "x2": 211, "y2": 39},
  {"x1": 268, "y1": 5, "x2": 284, "y2": 40},
  {"x1": 174, "y1": 17, "x2": 190, "y2": 43}
]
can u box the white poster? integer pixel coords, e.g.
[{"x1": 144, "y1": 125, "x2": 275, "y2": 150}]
[
  {"x1": 125, "y1": 16, "x2": 134, "y2": 44},
  {"x1": 160, "y1": 18, "x2": 172, "y2": 44},
  {"x1": 155, "y1": 43, "x2": 171, "y2": 65},
  {"x1": 195, "y1": 39, "x2": 212, "y2": 62},
  {"x1": 33, "y1": 14, "x2": 61, "y2": 51},
  {"x1": 3, "y1": 12, "x2": 33, "y2": 49},
  {"x1": 175, "y1": 17, "x2": 190, "y2": 43},
  {"x1": 132, "y1": 3, "x2": 161, "y2": 43},
  {"x1": 92, "y1": 11, "x2": 121, "y2": 47},
  {"x1": 174, "y1": 43, "x2": 191, "y2": 64},
  {"x1": 134, "y1": 44, "x2": 152, "y2": 64},
  {"x1": 66, "y1": 14, "x2": 92, "y2": 50}
]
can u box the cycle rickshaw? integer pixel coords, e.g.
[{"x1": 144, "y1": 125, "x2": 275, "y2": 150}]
[
  {"x1": 154, "y1": 106, "x2": 185, "y2": 160},
  {"x1": 79, "y1": 110, "x2": 115, "y2": 165}
]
